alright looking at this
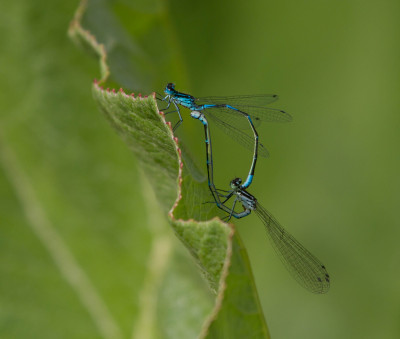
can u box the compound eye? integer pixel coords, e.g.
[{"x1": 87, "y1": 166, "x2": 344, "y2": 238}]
[
  {"x1": 230, "y1": 177, "x2": 242, "y2": 187},
  {"x1": 167, "y1": 83, "x2": 175, "y2": 90}
]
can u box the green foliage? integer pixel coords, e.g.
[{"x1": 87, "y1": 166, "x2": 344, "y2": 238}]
[
  {"x1": 4, "y1": 0, "x2": 399, "y2": 338},
  {"x1": 90, "y1": 73, "x2": 270, "y2": 338},
  {"x1": 0, "y1": 0, "x2": 270, "y2": 337}
]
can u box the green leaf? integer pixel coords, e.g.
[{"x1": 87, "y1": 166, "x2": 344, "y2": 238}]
[
  {"x1": 71, "y1": 0, "x2": 271, "y2": 336},
  {"x1": 91, "y1": 77, "x2": 270, "y2": 339},
  {"x1": 0, "y1": 1, "x2": 160, "y2": 338},
  {"x1": 0, "y1": 0, "x2": 269, "y2": 337}
]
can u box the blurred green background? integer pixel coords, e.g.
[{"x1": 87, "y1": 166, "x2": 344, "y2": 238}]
[{"x1": 1, "y1": 0, "x2": 399, "y2": 338}]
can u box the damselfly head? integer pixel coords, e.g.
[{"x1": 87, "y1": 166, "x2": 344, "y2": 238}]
[
  {"x1": 230, "y1": 177, "x2": 242, "y2": 189},
  {"x1": 165, "y1": 83, "x2": 175, "y2": 94}
]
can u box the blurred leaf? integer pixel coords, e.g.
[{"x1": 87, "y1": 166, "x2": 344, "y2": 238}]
[
  {"x1": 0, "y1": 0, "x2": 157, "y2": 338},
  {"x1": 68, "y1": 0, "x2": 187, "y2": 92}
]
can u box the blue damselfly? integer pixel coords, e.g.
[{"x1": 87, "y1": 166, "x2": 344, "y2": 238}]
[{"x1": 158, "y1": 83, "x2": 291, "y2": 189}]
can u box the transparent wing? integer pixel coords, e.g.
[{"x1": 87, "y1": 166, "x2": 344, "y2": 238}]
[
  {"x1": 233, "y1": 105, "x2": 292, "y2": 123},
  {"x1": 204, "y1": 104, "x2": 292, "y2": 125},
  {"x1": 197, "y1": 95, "x2": 292, "y2": 123},
  {"x1": 254, "y1": 202, "x2": 330, "y2": 293},
  {"x1": 196, "y1": 94, "x2": 279, "y2": 106},
  {"x1": 206, "y1": 110, "x2": 269, "y2": 158},
  {"x1": 203, "y1": 106, "x2": 261, "y2": 131}
]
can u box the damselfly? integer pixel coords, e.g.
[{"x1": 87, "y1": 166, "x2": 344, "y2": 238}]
[
  {"x1": 193, "y1": 110, "x2": 330, "y2": 294},
  {"x1": 217, "y1": 178, "x2": 330, "y2": 293},
  {"x1": 158, "y1": 83, "x2": 292, "y2": 189}
]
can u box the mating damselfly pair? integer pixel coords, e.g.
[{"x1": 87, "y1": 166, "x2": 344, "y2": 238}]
[{"x1": 157, "y1": 83, "x2": 330, "y2": 294}]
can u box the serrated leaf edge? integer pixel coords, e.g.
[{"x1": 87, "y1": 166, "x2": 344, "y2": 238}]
[{"x1": 68, "y1": 2, "x2": 267, "y2": 337}]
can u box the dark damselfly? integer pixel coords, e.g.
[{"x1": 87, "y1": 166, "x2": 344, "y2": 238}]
[{"x1": 192, "y1": 110, "x2": 330, "y2": 294}]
